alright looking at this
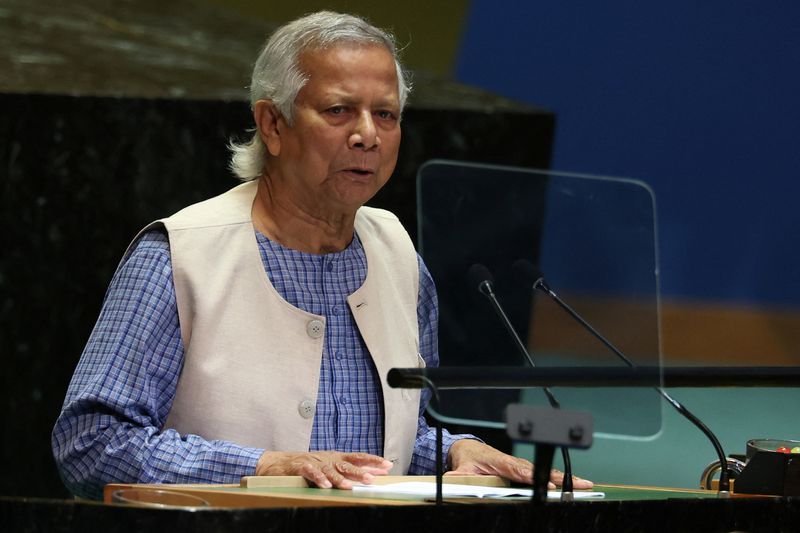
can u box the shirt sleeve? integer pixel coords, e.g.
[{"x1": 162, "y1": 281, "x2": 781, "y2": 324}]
[
  {"x1": 408, "y1": 255, "x2": 477, "y2": 475},
  {"x1": 51, "y1": 230, "x2": 264, "y2": 500}
]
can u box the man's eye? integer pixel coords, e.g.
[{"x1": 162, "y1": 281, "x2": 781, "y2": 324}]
[
  {"x1": 376, "y1": 110, "x2": 397, "y2": 120},
  {"x1": 328, "y1": 106, "x2": 346, "y2": 115}
]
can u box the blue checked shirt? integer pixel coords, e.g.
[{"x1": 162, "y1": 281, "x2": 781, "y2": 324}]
[{"x1": 52, "y1": 229, "x2": 467, "y2": 499}]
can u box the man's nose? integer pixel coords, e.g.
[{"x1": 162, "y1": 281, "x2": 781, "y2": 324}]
[{"x1": 348, "y1": 111, "x2": 380, "y2": 150}]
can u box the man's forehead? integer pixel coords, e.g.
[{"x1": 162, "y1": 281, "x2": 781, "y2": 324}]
[
  {"x1": 301, "y1": 40, "x2": 388, "y2": 55},
  {"x1": 297, "y1": 44, "x2": 399, "y2": 97},
  {"x1": 298, "y1": 42, "x2": 394, "y2": 72}
]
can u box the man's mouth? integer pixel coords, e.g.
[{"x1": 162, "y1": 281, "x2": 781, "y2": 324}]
[{"x1": 344, "y1": 168, "x2": 374, "y2": 176}]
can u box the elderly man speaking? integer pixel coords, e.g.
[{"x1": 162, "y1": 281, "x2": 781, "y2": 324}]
[{"x1": 52, "y1": 11, "x2": 591, "y2": 499}]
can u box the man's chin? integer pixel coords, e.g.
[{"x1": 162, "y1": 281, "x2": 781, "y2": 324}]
[{"x1": 333, "y1": 180, "x2": 389, "y2": 208}]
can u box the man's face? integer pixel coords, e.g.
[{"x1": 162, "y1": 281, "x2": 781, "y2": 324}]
[{"x1": 266, "y1": 44, "x2": 402, "y2": 213}]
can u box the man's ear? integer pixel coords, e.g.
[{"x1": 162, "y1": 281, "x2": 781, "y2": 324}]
[{"x1": 254, "y1": 100, "x2": 283, "y2": 157}]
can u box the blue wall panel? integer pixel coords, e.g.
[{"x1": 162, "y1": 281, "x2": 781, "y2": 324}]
[{"x1": 456, "y1": 1, "x2": 800, "y2": 307}]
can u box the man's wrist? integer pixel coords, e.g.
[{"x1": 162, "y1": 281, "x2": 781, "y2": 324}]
[{"x1": 445, "y1": 436, "x2": 483, "y2": 469}]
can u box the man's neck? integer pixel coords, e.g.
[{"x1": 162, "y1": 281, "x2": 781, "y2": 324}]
[{"x1": 251, "y1": 176, "x2": 356, "y2": 254}]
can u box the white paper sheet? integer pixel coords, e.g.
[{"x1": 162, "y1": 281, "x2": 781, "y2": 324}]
[{"x1": 352, "y1": 482, "x2": 605, "y2": 500}]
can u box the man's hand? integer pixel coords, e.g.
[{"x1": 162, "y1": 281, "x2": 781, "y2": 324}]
[
  {"x1": 255, "y1": 451, "x2": 393, "y2": 489},
  {"x1": 446, "y1": 439, "x2": 594, "y2": 489}
]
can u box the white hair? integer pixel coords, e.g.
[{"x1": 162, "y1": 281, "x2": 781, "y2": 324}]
[{"x1": 229, "y1": 11, "x2": 412, "y2": 181}]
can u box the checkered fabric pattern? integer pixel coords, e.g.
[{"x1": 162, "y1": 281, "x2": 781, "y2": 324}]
[{"x1": 52, "y1": 229, "x2": 465, "y2": 499}]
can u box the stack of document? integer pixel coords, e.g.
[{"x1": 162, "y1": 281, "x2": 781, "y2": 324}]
[{"x1": 353, "y1": 482, "x2": 605, "y2": 500}]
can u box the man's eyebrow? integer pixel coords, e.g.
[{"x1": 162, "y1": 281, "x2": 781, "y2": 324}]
[
  {"x1": 321, "y1": 92, "x2": 400, "y2": 108},
  {"x1": 325, "y1": 94, "x2": 358, "y2": 104},
  {"x1": 373, "y1": 97, "x2": 401, "y2": 109}
]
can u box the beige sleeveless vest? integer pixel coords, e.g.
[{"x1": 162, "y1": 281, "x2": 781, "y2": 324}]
[{"x1": 128, "y1": 181, "x2": 422, "y2": 474}]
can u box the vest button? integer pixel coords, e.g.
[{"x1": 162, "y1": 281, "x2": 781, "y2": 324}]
[
  {"x1": 306, "y1": 319, "x2": 324, "y2": 338},
  {"x1": 298, "y1": 399, "x2": 315, "y2": 419}
]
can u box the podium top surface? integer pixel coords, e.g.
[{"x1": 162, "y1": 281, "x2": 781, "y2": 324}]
[
  {"x1": 101, "y1": 476, "x2": 748, "y2": 509},
  {"x1": 3, "y1": 480, "x2": 788, "y2": 533}
]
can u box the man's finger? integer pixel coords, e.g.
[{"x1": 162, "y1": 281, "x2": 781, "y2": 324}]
[
  {"x1": 493, "y1": 457, "x2": 533, "y2": 483},
  {"x1": 334, "y1": 461, "x2": 374, "y2": 484},
  {"x1": 321, "y1": 462, "x2": 350, "y2": 489},
  {"x1": 510, "y1": 465, "x2": 535, "y2": 483},
  {"x1": 570, "y1": 476, "x2": 595, "y2": 489},
  {"x1": 551, "y1": 470, "x2": 595, "y2": 489},
  {"x1": 343, "y1": 452, "x2": 393, "y2": 469},
  {"x1": 358, "y1": 466, "x2": 392, "y2": 476},
  {"x1": 301, "y1": 463, "x2": 332, "y2": 489}
]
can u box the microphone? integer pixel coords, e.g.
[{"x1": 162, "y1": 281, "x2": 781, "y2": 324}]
[
  {"x1": 467, "y1": 264, "x2": 536, "y2": 368},
  {"x1": 513, "y1": 259, "x2": 732, "y2": 495},
  {"x1": 467, "y1": 264, "x2": 575, "y2": 498}
]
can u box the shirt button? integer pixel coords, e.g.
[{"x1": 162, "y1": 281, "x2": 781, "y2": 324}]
[
  {"x1": 331, "y1": 305, "x2": 341, "y2": 316},
  {"x1": 335, "y1": 351, "x2": 344, "y2": 361},
  {"x1": 298, "y1": 399, "x2": 315, "y2": 419},
  {"x1": 326, "y1": 262, "x2": 334, "y2": 272},
  {"x1": 340, "y1": 395, "x2": 349, "y2": 405},
  {"x1": 306, "y1": 319, "x2": 324, "y2": 339}
]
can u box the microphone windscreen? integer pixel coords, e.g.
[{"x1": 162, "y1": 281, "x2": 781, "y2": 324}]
[
  {"x1": 467, "y1": 263, "x2": 493, "y2": 292},
  {"x1": 511, "y1": 259, "x2": 540, "y2": 286}
]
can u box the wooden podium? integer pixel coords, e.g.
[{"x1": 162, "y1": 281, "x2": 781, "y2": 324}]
[
  {"x1": 2, "y1": 477, "x2": 794, "y2": 533},
  {"x1": 103, "y1": 475, "x2": 511, "y2": 508},
  {"x1": 102, "y1": 475, "x2": 744, "y2": 509}
]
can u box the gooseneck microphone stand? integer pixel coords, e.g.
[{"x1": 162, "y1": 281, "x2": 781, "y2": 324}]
[
  {"x1": 468, "y1": 264, "x2": 575, "y2": 500},
  {"x1": 530, "y1": 275, "x2": 731, "y2": 496}
]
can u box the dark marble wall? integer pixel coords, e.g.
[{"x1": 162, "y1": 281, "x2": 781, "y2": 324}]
[{"x1": 0, "y1": 92, "x2": 553, "y2": 497}]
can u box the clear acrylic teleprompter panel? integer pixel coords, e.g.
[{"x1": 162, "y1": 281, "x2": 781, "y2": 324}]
[{"x1": 417, "y1": 160, "x2": 662, "y2": 438}]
